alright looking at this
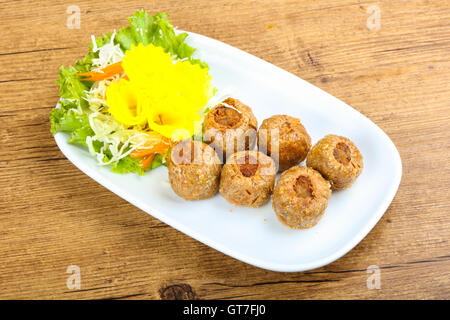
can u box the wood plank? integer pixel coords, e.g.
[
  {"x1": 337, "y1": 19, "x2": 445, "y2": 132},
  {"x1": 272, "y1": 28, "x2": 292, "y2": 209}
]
[{"x1": 0, "y1": 0, "x2": 449, "y2": 299}]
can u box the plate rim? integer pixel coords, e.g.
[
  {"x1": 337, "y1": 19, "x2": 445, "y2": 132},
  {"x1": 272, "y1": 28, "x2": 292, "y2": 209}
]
[{"x1": 53, "y1": 31, "x2": 403, "y2": 272}]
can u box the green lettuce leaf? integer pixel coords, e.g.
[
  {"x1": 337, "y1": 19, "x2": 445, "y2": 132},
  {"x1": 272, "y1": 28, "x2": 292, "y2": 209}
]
[
  {"x1": 149, "y1": 153, "x2": 166, "y2": 170},
  {"x1": 50, "y1": 101, "x2": 93, "y2": 147},
  {"x1": 110, "y1": 155, "x2": 145, "y2": 175},
  {"x1": 117, "y1": 11, "x2": 207, "y2": 68},
  {"x1": 56, "y1": 66, "x2": 90, "y2": 109},
  {"x1": 50, "y1": 100, "x2": 76, "y2": 133},
  {"x1": 69, "y1": 124, "x2": 94, "y2": 146}
]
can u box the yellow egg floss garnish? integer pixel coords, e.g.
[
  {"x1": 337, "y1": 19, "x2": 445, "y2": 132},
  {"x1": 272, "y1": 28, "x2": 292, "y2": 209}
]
[{"x1": 105, "y1": 43, "x2": 214, "y2": 139}]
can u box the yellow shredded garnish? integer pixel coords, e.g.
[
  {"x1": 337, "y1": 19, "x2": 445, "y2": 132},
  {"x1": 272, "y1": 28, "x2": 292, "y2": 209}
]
[{"x1": 105, "y1": 43, "x2": 214, "y2": 139}]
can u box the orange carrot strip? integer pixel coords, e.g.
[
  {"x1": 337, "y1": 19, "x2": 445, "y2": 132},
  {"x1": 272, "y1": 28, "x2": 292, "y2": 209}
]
[
  {"x1": 77, "y1": 61, "x2": 124, "y2": 82},
  {"x1": 140, "y1": 154, "x2": 155, "y2": 170},
  {"x1": 130, "y1": 141, "x2": 169, "y2": 158},
  {"x1": 77, "y1": 61, "x2": 123, "y2": 77},
  {"x1": 131, "y1": 146, "x2": 167, "y2": 158}
]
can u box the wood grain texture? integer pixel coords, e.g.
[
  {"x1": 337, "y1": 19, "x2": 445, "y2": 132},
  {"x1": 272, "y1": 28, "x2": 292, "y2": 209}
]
[{"x1": 0, "y1": 0, "x2": 449, "y2": 300}]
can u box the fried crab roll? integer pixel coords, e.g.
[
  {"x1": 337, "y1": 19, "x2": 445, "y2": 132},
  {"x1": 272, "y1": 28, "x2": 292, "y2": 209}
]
[
  {"x1": 168, "y1": 140, "x2": 221, "y2": 200},
  {"x1": 258, "y1": 115, "x2": 311, "y2": 172},
  {"x1": 272, "y1": 166, "x2": 331, "y2": 229},
  {"x1": 306, "y1": 134, "x2": 363, "y2": 190},
  {"x1": 204, "y1": 98, "x2": 258, "y2": 162},
  {"x1": 219, "y1": 150, "x2": 276, "y2": 208}
]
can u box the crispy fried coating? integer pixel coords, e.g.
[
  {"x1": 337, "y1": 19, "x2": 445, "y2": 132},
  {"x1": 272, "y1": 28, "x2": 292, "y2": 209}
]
[
  {"x1": 204, "y1": 98, "x2": 258, "y2": 162},
  {"x1": 306, "y1": 134, "x2": 363, "y2": 190},
  {"x1": 272, "y1": 166, "x2": 331, "y2": 229},
  {"x1": 168, "y1": 140, "x2": 221, "y2": 200},
  {"x1": 258, "y1": 115, "x2": 311, "y2": 172},
  {"x1": 220, "y1": 150, "x2": 276, "y2": 207}
]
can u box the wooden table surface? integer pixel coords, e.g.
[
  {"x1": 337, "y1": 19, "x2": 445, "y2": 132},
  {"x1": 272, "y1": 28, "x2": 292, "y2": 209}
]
[{"x1": 0, "y1": 0, "x2": 449, "y2": 300}]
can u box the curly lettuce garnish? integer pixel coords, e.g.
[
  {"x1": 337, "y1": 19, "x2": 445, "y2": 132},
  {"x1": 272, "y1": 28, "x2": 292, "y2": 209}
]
[{"x1": 50, "y1": 11, "x2": 211, "y2": 174}]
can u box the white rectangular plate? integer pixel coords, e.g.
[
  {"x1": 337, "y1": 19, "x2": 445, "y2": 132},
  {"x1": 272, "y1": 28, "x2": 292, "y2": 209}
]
[{"x1": 54, "y1": 31, "x2": 402, "y2": 272}]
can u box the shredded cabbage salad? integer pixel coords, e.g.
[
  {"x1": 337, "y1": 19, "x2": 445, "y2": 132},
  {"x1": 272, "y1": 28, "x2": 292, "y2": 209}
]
[{"x1": 50, "y1": 11, "x2": 216, "y2": 175}]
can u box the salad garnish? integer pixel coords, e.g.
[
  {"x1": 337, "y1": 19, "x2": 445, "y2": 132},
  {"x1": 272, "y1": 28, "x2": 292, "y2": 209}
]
[{"x1": 50, "y1": 11, "x2": 214, "y2": 173}]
